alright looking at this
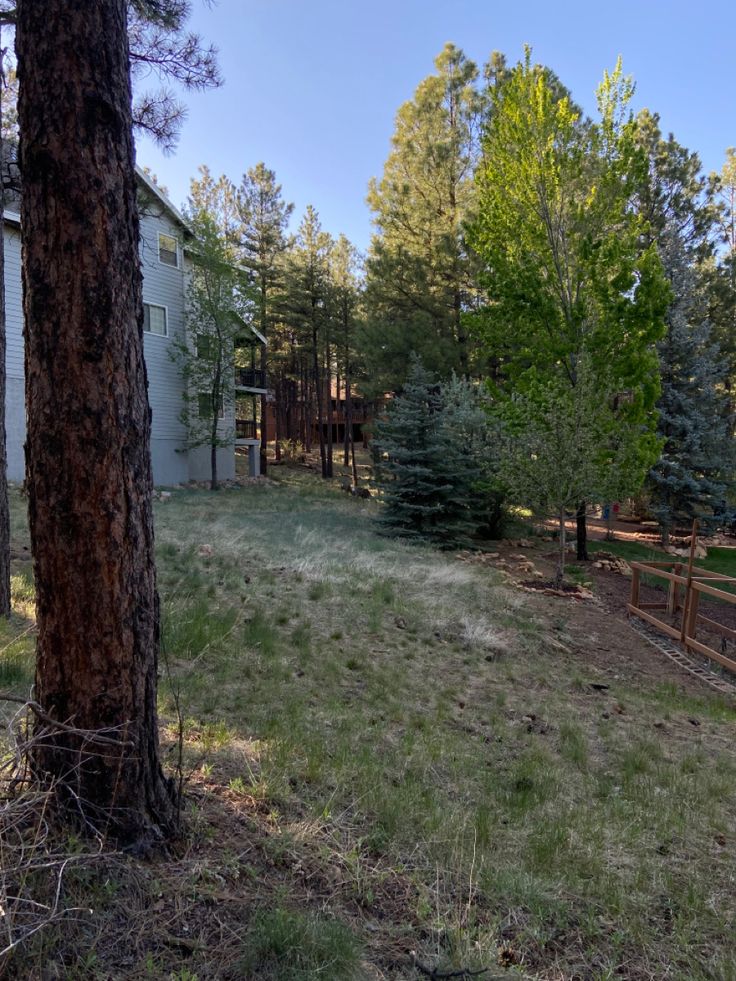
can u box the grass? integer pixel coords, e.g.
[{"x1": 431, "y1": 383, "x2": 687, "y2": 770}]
[{"x1": 2, "y1": 472, "x2": 736, "y2": 978}]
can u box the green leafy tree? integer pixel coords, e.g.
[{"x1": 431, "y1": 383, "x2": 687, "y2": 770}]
[
  {"x1": 470, "y1": 50, "x2": 668, "y2": 556},
  {"x1": 363, "y1": 43, "x2": 486, "y2": 394},
  {"x1": 172, "y1": 203, "x2": 247, "y2": 490},
  {"x1": 499, "y1": 364, "x2": 649, "y2": 586}
]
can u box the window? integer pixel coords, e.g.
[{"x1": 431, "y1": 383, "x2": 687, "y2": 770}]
[
  {"x1": 158, "y1": 232, "x2": 179, "y2": 268},
  {"x1": 198, "y1": 393, "x2": 224, "y2": 419},
  {"x1": 196, "y1": 336, "x2": 212, "y2": 359},
  {"x1": 143, "y1": 303, "x2": 167, "y2": 336}
]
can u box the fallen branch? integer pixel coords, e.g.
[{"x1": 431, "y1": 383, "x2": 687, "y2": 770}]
[{"x1": 0, "y1": 694, "x2": 134, "y2": 747}]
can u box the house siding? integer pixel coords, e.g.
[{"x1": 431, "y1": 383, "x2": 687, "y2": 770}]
[
  {"x1": 139, "y1": 210, "x2": 189, "y2": 483},
  {"x1": 2, "y1": 184, "x2": 229, "y2": 487}
]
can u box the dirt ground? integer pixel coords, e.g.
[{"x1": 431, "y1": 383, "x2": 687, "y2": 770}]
[{"x1": 489, "y1": 536, "x2": 736, "y2": 699}]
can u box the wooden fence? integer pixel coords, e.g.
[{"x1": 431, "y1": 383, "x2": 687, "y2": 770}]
[{"x1": 628, "y1": 555, "x2": 736, "y2": 675}]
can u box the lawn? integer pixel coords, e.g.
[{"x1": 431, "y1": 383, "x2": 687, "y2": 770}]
[{"x1": 1, "y1": 474, "x2": 736, "y2": 979}]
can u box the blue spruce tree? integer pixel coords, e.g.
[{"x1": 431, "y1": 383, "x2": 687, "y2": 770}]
[
  {"x1": 649, "y1": 232, "x2": 733, "y2": 541},
  {"x1": 372, "y1": 358, "x2": 492, "y2": 546}
]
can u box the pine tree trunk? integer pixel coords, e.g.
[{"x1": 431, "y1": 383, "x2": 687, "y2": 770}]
[
  {"x1": 325, "y1": 337, "x2": 333, "y2": 478},
  {"x1": 344, "y1": 376, "x2": 352, "y2": 470},
  {"x1": 259, "y1": 343, "x2": 268, "y2": 476},
  {"x1": 0, "y1": 81, "x2": 12, "y2": 619},
  {"x1": 274, "y1": 377, "x2": 282, "y2": 461},
  {"x1": 576, "y1": 502, "x2": 588, "y2": 561},
  {"x1": 312, "y1": 324, "x2": 327, "y2": 477},
  {"x1": 557, "y1": 509, "x2": 566, "y2": 589},
  {"x1": 16, "y1": 0, "x2": 176, "y2": 845}
]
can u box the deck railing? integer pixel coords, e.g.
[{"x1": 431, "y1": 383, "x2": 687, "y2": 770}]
[
  {"x1": 235, "y1": 368, "x2": 266, "y2": 389},
  {"x1": 235, "y1": 418, "x2": 257, "y2": 440}
]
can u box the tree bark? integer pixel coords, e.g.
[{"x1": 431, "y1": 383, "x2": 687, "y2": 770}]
[
  {"x1": 259, "y1": 342, "x2": 268, "y2": 477},
  {"x1": 0, "y1": 64, "x2": 12, "y2": 619},
  {"x1": 274, "y1": 376, "x2": 282, "y2": 461},
  {"x1": 312, "y1": 323, "x2": 327, "y2": 477},
  {"x1": 344, "y1": 376, "x2": 352, "y2": 470},
  {"x1": 325, "y1": 336, "x2": 333, "y2": 478},
  {"x1": 16, "y1": 0, "x2": 176, "y2": 845},
  {"x1": 557, "y1": 509, "x2": 566, "y2": 589},
  {"x1": 576, "y1": 501, "x2": 588, "y2": 561}
]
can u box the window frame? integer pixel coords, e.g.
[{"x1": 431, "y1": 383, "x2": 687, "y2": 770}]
[
  {"x1": 143, "y1": 302, "x2": 169, "y2": 338},
  {"x1": 198, "y1": 391, "x2": 225, "y2": 420},
  {"x1": 157, "y1": 231, "x2": 180, "y2": 269}
]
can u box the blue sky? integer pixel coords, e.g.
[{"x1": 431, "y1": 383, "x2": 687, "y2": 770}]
[{"x1": 136, "y1": 0, "x2": 736, "y2": 253}]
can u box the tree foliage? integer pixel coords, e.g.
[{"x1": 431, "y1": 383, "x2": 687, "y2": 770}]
[
  {"x1": 171, "y1": 185, "x2": 248, "y2": 490},
  {"x1": 362, "y1": 44, "x2": 487, "y2": 393},
  {"x1": 372, "y1": 358, "x2": 495, "y2": 546},
  {"x1": 498, "y1": 363, "x2": 650, "y2": 584},
  {"x1": 469, "y1": 50, "x2": 669, "y2": 555}
]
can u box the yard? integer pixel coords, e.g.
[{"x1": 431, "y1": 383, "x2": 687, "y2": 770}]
[{"x1": 1, "y1": 473, "x2": 736, "y2": 979}]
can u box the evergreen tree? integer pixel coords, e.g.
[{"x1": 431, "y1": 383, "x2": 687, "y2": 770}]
[
  {"x1": 362, "y1": 44, "x2": 486, "y2": 394},
  {"x1": 373, "y1": 359, "x2": 492, "y2": 546},
  {"x1": 16, "y1": 0, "x2": 176, "y2": 842},
  {"x1": 236, "y1": 163, "x2": 293, "y2": 474},
  {"x1": 327, "y1": 234, "x2": 362, "y2": 473},
  {"x1": 634, "y1": 115, "x2": 734, "y2": 536},
  {"x1": 282, "y1": 206, "x2": 333, "y2": 477},
  {"x1": 648, "y1": 232, "x2": 732, "y2": 540}
]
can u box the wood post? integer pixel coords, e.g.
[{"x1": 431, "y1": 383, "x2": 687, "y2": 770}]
[
  {"x1": 680, "y1": 519, "x2": 699, "y2": 644},
  {"x1": 630, "y1": 566, "x2": 641, "y2": 610}
]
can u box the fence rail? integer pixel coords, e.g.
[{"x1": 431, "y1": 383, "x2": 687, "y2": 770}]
[{"x1": 628, "y1": 550, "x2": 736, "y2": 675}]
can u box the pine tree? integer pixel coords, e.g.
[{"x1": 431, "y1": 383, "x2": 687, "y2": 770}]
[
  {"x1": 236, "y1": 163, "x2": 293, "y2": 474},
  {"x1": 327, "y1": 234, "x2": 362, "y2": 473},
  {"x1": 363, "y1": 44, "x2": 485, "y2": 394},
  {"x1": 372, "y1": 359, "x2": 491, "y2": 546},
  {"x1": 282, "y1": 206, "x2": 333, "y2": 477},
  {"x1": 634, "y1": 115, "x2": 734, "y2": 537},
  {"x1": 649, "y1": 233, "x2": 732, "y2": 540},
  {"x1": 16, "y1": 0, "x2": 176, "y2": 843}
]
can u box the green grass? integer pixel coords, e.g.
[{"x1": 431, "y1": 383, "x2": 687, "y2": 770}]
[
  {"x1": 4, "y1": 471, "x2": 736, "y2": 979},
  {"x1": 239, "y1": 907, "x2": 362, "y2": 980}
]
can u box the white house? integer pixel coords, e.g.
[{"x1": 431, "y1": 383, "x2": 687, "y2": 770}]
[{"x1": 3, "y1": 167, "x2": 266, "y2": 485}]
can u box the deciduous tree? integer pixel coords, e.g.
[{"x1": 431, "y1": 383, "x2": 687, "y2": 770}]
[
  {"x1": 470, "y1": 50, "x2": 668, "y2": 557},
  {"x1": 172, "y1": 203, "x2": 247, "y2": 490}
]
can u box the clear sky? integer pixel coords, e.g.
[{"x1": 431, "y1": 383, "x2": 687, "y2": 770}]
[{"x1": 136, "y1": 0, "x2": 736, "y2": 254}]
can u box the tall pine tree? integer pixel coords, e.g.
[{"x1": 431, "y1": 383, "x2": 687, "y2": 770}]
[
  {"x1": 363, "y1": 44, "x2": 486, "y2": 393},
  {"x1": 236, "y1": 163, "x2": 293, "y2": 474}
]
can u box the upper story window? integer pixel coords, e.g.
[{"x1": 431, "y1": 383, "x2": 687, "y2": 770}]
[
  {"x1": 158, "y1": 231, "x2": 179, "y2": 268},
  {"x1": 144, "y1": 303, "x2": 168, "y2": 337}
]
